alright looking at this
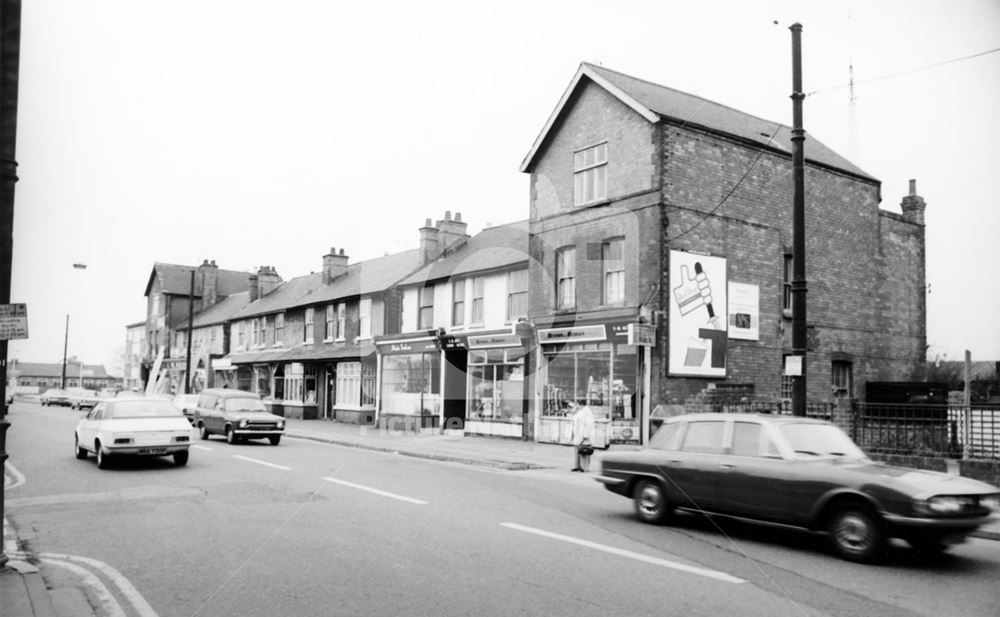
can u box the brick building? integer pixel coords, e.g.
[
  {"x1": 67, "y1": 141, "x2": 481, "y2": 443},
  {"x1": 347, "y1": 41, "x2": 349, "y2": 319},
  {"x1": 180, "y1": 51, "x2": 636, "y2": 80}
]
[{"x1": 520, "y1": 63, "x2": 927, "y2": 444}]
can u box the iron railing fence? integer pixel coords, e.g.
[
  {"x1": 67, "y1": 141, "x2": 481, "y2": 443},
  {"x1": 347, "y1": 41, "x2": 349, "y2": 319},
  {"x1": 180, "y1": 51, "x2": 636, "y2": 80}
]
[{"x1": 852, "y1": 403, "x2": 1000, "y2": 461}]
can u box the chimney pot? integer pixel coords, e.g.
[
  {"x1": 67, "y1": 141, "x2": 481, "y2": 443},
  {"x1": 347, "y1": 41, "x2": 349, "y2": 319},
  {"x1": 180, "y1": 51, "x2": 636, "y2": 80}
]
[
  {"x1": 445, "y1": 210, "x2": 452, "y2": 221},
  {"x1": 455, "y1": 212, "x2": 462, "y2": 222},
  {"x1": 909, "y1": 179, "x2": 917, "y2": 196}
]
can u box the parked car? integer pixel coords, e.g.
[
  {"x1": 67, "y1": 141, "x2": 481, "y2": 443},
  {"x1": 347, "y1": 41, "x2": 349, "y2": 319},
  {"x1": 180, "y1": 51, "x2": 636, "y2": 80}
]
[
  {"x1": 74, "y1": 396, "x2": 193, "y2": 469},
  {"x1": 68, "y1": 387, "x2": 100, "y2": 410},
  {"x1": 40, "y1": 388, "x2": 72, "y2": 407},
  {"x1": 172, "y1": 393, "x2": 201, "y2": 424},
  {"x1": 595, "y1": 413, "x2": 1000, "y2": 563},
  {"x1": 193, "y1": 388, "x2": 285, "y2": 445}
]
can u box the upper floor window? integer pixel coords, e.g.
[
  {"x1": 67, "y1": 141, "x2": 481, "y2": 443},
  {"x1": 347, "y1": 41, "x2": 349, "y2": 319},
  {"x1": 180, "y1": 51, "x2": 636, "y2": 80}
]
[
  {"x1": 602, "y1": 238, "x2": 624, "y2": 304},
  {"x1": 237, "y1": 322, "x2": 246, "y2": 349},
  {"x1": 418, "y1": 286, "x2": 434, "y2": 330},
  {"x1": 259, "y1": 316, "x2": 268, "y2": 346},
  {"x1": 471, "y1": 277, "x2": 485, "y2": 325},
  {"x1": 556, "y1": 247, "x2": 576, "y2": 309},
  {"x1": 359, "y1": 297, "x2": 372, "y2": 339},
  {"x1": 573, "y1": 142, "x2": 607, "y2": 206},
  {"x1": 507, "y1": 270, "x2": 528, "y2": 321},
  {"x1": 274, "y1": 313, "x2": 284, "y2": 346},
  {"x1": 452, "y1": 279, "x2": 465, "y2": 327},
  {"x1": 325, "y1": 305, "x2": 335, "y2": 341},
  {"x1": 336, "y1": 303, "x2": 347, "y2": 340},
  {"x1": 304, "y1": 307, "x2": 315, "y2": 343}
]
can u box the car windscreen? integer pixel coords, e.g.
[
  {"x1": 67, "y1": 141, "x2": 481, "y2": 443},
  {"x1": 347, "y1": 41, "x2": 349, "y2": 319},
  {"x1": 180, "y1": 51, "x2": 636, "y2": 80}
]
[
  {"x1": 222, "y1": 398, "x2": 267, "y2": 412},
  {"x1": 777, "y1": 422, "x2": 866, "y2": 458},
  {"x1": 106, "y1": 400, "x2": 184, "y2": 419}
]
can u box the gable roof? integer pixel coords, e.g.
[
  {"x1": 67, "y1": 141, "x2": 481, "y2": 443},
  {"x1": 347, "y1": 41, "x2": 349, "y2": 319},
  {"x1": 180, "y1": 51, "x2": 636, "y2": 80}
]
[
  {"x1": 143, "y1": 262, "x2": 252, "y2": 298},
  {"x1": 520, "y1": 62, "x2": 875, "y2": 182},
  {"x1": 398, "y1": 220, "x2": 529, "y2": 287},
  {"x1": 177, "y1": 291, "x2": 252, "y2": 329},
  {"x1": 230, "y1": 249, "x2": 423, "y2": 320}
]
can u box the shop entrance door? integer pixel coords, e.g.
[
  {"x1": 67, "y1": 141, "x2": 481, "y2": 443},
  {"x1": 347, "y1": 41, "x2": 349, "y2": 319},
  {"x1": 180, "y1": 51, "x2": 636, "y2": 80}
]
[{"x1": 443, "y1": 349, "x2": 468, "y2": 431}]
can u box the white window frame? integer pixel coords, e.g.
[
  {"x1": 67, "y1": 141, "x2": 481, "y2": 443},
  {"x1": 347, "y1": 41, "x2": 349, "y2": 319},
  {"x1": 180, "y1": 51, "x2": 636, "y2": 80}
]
[
  {"x1": 359, "y1": 297, "x2": 372, "y2": 339},
  {"x1": 274, "y1": 313, "x2": 284, "y2": 347},
  {"x1": 506, "y1": 270, "x2": 528, "y2": 322},
  {"x1": 573, "y1": 142, "x2": 608, "y2": 206},
  {"x1": 602, "y1": 238, "x2": 625, "y2": 305},
  {"x1": 336, "y1": 303, "x2": 347, "y2": 341},
  {"x1": 471, "y1": 277, "x2": 485, "y2": 325},
  {"x1": 418, "y1": 286, "x2": 434, "y2": 330},
  {"x1": 325, "y1": 305, "x2": 335, "y2": 342},
  {"x1": 304, "y1": 307, "x2": 315, "y2": 344},
  {"x1": 452, "y1": 279, "x2": 466, "y2": 327},
  {"x1": 556, "y1": 247, "x2": 576, "y2": 310}
]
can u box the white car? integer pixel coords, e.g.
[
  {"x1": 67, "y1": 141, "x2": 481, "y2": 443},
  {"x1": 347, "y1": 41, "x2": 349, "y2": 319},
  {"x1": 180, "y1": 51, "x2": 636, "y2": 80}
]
[{"x1": 74, "y1": 396, "x2": 193, "y2": 469}]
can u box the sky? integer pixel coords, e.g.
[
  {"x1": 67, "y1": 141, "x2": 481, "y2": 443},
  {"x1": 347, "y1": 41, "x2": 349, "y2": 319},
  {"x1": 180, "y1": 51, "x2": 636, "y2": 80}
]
[{"x1": 8, "y1": 0, "x2": 999, "y2": 374}]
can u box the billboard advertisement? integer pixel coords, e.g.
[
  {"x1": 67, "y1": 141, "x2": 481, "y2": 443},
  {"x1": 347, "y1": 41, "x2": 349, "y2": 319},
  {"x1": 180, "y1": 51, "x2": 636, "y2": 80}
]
[{"x1": 669, "y1": 251, "x2": 727, "y2": 377}]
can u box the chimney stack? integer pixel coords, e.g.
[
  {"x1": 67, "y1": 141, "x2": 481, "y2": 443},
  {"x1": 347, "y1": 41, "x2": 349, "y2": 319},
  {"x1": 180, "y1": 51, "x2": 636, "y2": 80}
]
[
  {"x1": 419, "y1": 218, "x2": 440, "y2": 265},
  {"x1": 322, "y1": 247, "x2": 349, "y2": 284},
  {"x1": 900, "y1": 179, "x2": 926, "y2": 225},
  {"x1": 198, "y1": 259, "x2": 219, "y2": 307},
  {"x1": 437, "y1": 210, "x2": 469, "y2": 254},
  {"x1": 258, "y1": 266, "x2": 282, "y2": 297},
  {"x1": 248, "y1": 271, "x2": 260, "y2": 302}
]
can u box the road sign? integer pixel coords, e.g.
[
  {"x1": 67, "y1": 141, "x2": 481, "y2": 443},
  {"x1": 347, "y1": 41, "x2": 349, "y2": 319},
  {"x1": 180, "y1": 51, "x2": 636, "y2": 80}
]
[{"x1": 0, "y1": 303, "x2": 28, "y2": 340}]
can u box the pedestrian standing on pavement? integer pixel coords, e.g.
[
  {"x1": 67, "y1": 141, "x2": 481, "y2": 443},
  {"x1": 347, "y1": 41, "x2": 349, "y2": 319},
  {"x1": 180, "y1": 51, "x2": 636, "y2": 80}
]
[{"x1": 570, "y1": 399, "x2": 596, "y2": 472}]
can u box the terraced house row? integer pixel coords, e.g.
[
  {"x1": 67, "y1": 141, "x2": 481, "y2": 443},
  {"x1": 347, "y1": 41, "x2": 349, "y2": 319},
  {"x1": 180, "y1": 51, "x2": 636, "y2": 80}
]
[{"x1": 124, "y1": 63, "x2": 929, "y2": 446}]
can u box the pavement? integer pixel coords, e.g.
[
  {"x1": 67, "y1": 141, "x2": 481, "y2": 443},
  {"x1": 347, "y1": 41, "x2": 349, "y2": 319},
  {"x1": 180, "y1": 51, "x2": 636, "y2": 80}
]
[{"x1": 3, "y1": 416, "x2": 999, "y2": 616}]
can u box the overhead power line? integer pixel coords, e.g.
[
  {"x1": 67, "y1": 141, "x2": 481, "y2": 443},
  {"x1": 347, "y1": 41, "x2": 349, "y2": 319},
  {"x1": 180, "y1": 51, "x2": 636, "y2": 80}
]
[{"x1": 806, "y1": 47, "x2": 1000, "y2": 97}]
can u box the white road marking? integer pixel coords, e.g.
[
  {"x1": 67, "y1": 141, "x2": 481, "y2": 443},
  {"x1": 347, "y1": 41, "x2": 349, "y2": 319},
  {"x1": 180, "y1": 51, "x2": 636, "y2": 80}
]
[
  {"x1": 43, "y1": 552, "x2": 161, "y2": 617},
  {"x1": 233, "y1": 455, "x2": 292, "y2": 470},
  {"x1": 322, "y1": 476, "x2": 428, "y2": 505},
  {"x1": 3, "y1": 460, "x2": 26, "y2": 489},
  {"x1": 501, "y1": 522, "x2": 746, "y2": 584},
  {"x1": 191, "y1": 444, "x2": 212, "y2": 451},
  {"x1": 40, "y1": 557, "x2": 128, "y2": 617}
]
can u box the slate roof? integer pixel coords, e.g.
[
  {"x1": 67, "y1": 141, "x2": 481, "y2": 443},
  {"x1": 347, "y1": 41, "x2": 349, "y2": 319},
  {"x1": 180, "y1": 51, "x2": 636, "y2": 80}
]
[
  {"x1": 521, "y1": 62, "x2": 876, "y2": 182},
  {"x1": 11, "y1": 361, "x2": 110, "y2": 379},
  {"x1": 176, "y1": 291, "x2": 252, "y2": 329},
  {"x1": 144, "y1": 262, "x2": 252, "y2": 297},
  {"x1": 230, "y1": 249, "x2": 422, "y2": 319},
  {"x1": 397, "y1": 221, "x2": 529, "y2": 287}
]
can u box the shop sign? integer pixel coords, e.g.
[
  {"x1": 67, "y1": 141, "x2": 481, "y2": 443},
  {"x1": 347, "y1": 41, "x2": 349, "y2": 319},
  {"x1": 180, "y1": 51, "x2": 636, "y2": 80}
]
[
  {"x1": 538, "y1": 325, "x2": 606, "y2": 344},
  {"x1": 0, "y1": 303, "x2": 28, "y2": 340},
  {"x1": 627, "y1": 323, "x2": 656, "y2": 346},
  {"x1": 377, "y1": 337, "x2": 439, "y2": 355},
  {"x1": 467, "y1": 333, "x2": 523, "y2": 349}
]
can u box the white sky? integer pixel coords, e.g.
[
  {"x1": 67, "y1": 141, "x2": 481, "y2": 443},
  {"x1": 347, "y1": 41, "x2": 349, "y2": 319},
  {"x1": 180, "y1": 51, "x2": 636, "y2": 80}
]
[{"x1": 9, "y1": 0, "x2": 999, "y2": 374}]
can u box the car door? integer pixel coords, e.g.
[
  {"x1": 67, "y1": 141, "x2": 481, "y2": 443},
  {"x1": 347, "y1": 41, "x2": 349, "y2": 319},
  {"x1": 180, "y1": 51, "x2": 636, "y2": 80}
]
[
  {"x1": 76, "y1": 404, "x2": 103, "y2": 450},
  {"x1": 664, "y1": 419, "x2": 726, "y2": 513},
  {"x1": 714, "y1": 419, "x2": 794, "y2": 522}
]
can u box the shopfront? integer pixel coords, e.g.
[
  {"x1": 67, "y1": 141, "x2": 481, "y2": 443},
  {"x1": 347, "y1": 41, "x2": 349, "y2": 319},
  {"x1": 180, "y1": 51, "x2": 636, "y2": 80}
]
[
  {"x1": 535, "y1": 317, "x2": 652, "y2": 446},
  {"x1": 376, "y1": 332, "x2": 443, "y2": 431},
  {"x1": 462, "y1": 330, "x2": 530, "y2": 439}
]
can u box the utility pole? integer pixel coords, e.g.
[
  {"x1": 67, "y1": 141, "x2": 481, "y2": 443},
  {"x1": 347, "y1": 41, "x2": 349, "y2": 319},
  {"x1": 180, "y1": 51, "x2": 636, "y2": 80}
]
[
  {"x1": 185, "y1": 270, "x2": 194, "y2": 393},
  {"x1": 0, "y1": 0, "x2": 22, "y2": 568},
  {"x1": 61, "y1": 314, "x2": 69, "y2": 388},
  {"x1": 790, "y1": 23, "x2": 808, "y2": 417}
]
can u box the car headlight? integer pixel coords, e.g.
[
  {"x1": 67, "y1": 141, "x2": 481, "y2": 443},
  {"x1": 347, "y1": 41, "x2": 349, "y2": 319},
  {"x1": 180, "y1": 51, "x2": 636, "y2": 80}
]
[
  {"x1": 914, "y1": 495, "x2": 977, "y2": 515},
  {"x1": 239, "y1": 419, "x2": 249, "y2": 428},
  {"x1": 981, "y1": 494, "x2": 1000, "y2": 511},
  {"x1": 277, "y1": 421, "x2": 285, "y2": 429}
]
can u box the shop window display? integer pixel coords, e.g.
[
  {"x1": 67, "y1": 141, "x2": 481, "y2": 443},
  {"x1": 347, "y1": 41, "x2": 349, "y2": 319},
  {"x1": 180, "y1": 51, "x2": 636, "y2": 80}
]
[
  {"x1": 468, "y1": 349, "x2": 524, "y2": 422},
  {"x1": 543, "y1": 343, "x2": 637, "y2": 420},
  {"x1": 381, "y1": 353, "x2": 440, "y2": 415}
]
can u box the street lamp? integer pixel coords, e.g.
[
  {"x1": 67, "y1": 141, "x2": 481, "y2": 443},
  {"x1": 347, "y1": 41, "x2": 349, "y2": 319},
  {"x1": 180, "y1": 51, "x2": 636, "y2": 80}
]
[{"x1": 61, "y1": 263, "x2": 88, "y2": 389}]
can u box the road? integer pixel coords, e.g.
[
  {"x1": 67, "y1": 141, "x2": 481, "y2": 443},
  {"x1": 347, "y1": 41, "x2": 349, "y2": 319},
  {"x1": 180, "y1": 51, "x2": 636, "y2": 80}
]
[{"x1": 4, "y1": 401, "x2": 1000, "y2": 617}]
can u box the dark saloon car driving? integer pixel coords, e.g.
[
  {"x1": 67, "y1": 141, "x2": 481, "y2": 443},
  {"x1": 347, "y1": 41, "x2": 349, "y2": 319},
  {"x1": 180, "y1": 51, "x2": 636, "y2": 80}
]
[
  {"x1": 193, "y1": 388, "x2": 285, "y2": 445},
  {"x1": 595, "y1": 413, "x2": 999, "y2": 563}
]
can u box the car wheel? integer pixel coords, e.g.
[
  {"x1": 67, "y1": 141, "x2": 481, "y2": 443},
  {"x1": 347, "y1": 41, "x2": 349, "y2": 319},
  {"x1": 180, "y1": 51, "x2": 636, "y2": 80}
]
[
  {"x1": 199, "y1": 424, "x2": 211, "y2": 440},
  {"x1": 226, "y1": 427, "x2": 239, "y2": 444},
  {"x1": 96, "y1": 443, "x2": 111, "y2": 470},
  {"x1": 74, "y1": 434, "x2": 88, "y2": 459},
  {"x1": 174, "y1": 450, "x2": 189, "y2": 466},
  {"x1": 828, "y1": 505, "x2": 885, "y2": 563},
  {"x1": 268, "y1": 435, "x2": 281, "y2": 446},
  {"x1": 633, "y1": 479, "x2": 671, "y2": 525}
]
